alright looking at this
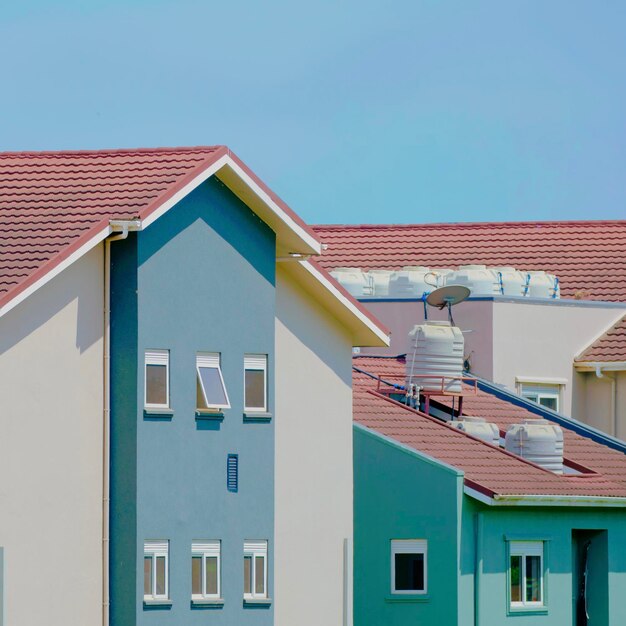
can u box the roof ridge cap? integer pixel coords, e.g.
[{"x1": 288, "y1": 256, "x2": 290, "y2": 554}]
[{"x1": 0, "y1": 145, "x2": 226, "y2": 158}]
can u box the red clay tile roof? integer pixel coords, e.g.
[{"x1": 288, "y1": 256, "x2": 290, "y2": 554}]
[
  {"x1": 354, "y1": 355, "x2": 626, "y2": 499},
  {"x1": 313, "y1": 221, "x2": 626, "y2": 301},
  {"x1": 576, "y1": 315, "x2": 626, "y2": 363},
  {"x1": 0, "y1": 146, "x2": 321, "y2": 314}
]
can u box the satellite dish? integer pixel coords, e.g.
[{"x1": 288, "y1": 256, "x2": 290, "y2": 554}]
[
  {"x1": 426, "y1": 285, "x2": 471, "y2": 309},
  {"x1": 425, "y1": 285, "x2": 470, "y2": 324}
]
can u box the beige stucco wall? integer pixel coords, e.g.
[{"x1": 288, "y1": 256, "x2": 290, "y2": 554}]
[
  {"x1": 576, "y1": 370, "x2": 626, "y2": 440},
  {"x1": 492, "y1": 301, "x2": 626, "y2": 416},
  {"x1": 274, "y1": 266, "x2": 354, "y2": 626},
  {"x1": 0, "y1": 246, "x2": 104, "y2": 626}
]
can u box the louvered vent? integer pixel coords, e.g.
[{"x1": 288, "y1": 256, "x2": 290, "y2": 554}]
[{"x1": 227, "y1": 454, "x2": 239, "y2": 492}]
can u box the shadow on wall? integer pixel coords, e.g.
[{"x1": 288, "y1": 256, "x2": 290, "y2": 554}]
[
  {"x1": 276, "y1": 267, "x2": 352, "y2": 388},
  {"x1": 0, "y1": 246, "x2": 103, "y2": 357}
]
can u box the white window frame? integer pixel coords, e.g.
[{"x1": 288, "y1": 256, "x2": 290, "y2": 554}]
[
  {"x1": 197, "y1": 353, "x2": 231, "y2": 410},
  {"x1": 144, "y1": 350, "x2": 170, "y2": 409},
  {"x1": 509, "y1": 541, "x2": 544, "y2": 608},
  {"x1": 243, "y1": 354, "x2": 268, "y2": 412},
  {"x1": 144, "y1": 540, "x2": 169, "y2": 601},
  {"x1": 391, "y1": 539, "x2": 428, "y2": 595},
  {"x1": 243, "y1": 540, "x2": 268, "y2": 599},
  {"x1": 519, "y1": 383, "x2": 561, "y2": 412},
  {"x1": 191, "y1": 541, "x2": 221, "y2": 600}
]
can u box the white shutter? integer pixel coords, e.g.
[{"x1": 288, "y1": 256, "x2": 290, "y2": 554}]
[
  {"x1": 145, "y1": 540, "x2": 168, "y2": 555},
  {"x1": 197, "y1": 353, "x2": 220, "y2": 368},
  {"x1": 145, "y1": 350, "x2": 168, "y2": 366},
  {"x1": 192, "y1": 541, "x2": 220, "y2": 555},
  {"x1": 244, "y1": 355, "x2": 267, "y2": 371},
  {"x1": 391, "y1": 539, "x2": 427, "y2": 554},
  {"x1": 510, "y1": 541, "x2": 543, "y2": 556},
  {"x1": 244, "y1": 540, "x2": 267, "y2": 554}
]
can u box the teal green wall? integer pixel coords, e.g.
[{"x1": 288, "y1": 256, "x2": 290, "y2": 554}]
[
  {"x1": 355, "y1": 424, "x2": 626, "y2": 626},
  {"x1": 466, "y1": 504, "x2": 626, "y2": 626},
  {"x1": 353, "y1": 425, "x2": 464, "y2": 626}
]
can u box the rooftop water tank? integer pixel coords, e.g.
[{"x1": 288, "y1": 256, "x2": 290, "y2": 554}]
[
  {"x1": 389, "y1": 266, "x2": 438, "y2": 298},
  {"x1": 368, "y1": 269, "x2": 393, "y2": 297},
  {"x1": 505, "y1": 419, "x2": 564, "y2": 474},
  {"x1": 444, "y1": 265, "x2": 500, "y2": 296},
  {"x1": 330, "y1": 267, "x2": 372, "y2": 298},
  {"x1": 406, "y1": 320, "x2": 464, "y2": 393},
  {"x1": 451, "y1": 416, "x2": 500, "y2": 446},
  {"x1": 490, "y1": 266, "x2": 526, "y2": 296},
  {"x1": 524, "y1": 271, "x2": 560, "y2": 299}
]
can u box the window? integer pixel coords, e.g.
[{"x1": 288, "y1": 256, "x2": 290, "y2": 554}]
[
  {"x1": 391, "y1": 539, "x2": 427, "y2": 594},
  {"x1": 509, "y1": 541, "x2": 544, "y2": 608},
  {"x1": 520, "y1": 383, "x2": 560, "y2": 411},
  {"x1": 145, "y1": 350, "x2": 169, "y2": 408},
  {"x1": 144, "y1": 540, "x2": 169, "y2": 601},
  {"x1": 192, "y1": 541, "x2": 221, "y2": 600},
  {"x1": 197, "y1": 353, "x2": 230, "y2": 410},
  {"x1": 244, "y1": 355, "x2": 268, "y2": 412},
  {"x1": 243, "y1": 540, "x2": 268, "y2": 599}
]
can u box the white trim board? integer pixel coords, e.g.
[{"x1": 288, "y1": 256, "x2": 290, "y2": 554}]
[{"x1": 464, "y1": 485, "x2": 626, "y2": 507}]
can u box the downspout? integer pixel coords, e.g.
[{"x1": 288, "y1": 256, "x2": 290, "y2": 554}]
[
  {"x1": 595, "y1": 366, "x2": 618, "y2": 438},
  {"x1": 474, "y1": 512, "x2": 483, "y2": 626},
  {"x1": 103, "y1": 223, "x2": 131, "y2": 626}
]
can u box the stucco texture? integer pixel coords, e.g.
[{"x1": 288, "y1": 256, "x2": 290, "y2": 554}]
[
  {"x1": 0, "y1": 246, "x2": 104, "y2": 626},
  {"x1": 274, "y1": 266, "x2": 354, "y2": 626}
]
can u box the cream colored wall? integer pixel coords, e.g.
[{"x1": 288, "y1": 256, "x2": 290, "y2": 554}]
[
  {"x1": 274, "y1": 266, "x2": 354, "y2": 626},
  {"x1": 577, "y1": 371, "x2": 626, "y2": 440},
  {"x1": 0, "y1": 246, "x2": 104, "y2": 626},
  {"x1": 492, "y1": 301, "x2": 626, "y2": 416}
]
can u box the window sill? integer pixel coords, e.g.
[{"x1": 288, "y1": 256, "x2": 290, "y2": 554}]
[
  {"x1": 243, "y1": 597, "x2": 272, "y2": 606},
  {"x1": 385, "y1": 594, "x2": 429, "y2": 603},
  {"x1": 508, "y1": 605, "x2": 548, "y2": 615},
  {"x1": 143, "y1": 599, "x2": 172, "y2": 608},
  {"x1": 195, "y1": 410, "x2": 225, "y2": 421},
  {"x1": 243, "y1": 412, "x2": 272, "y2": 423},
  {"x1": 143, "y1": 408, "x2": 173, "y2": 420},
  {"x1": 191, "y1": 598, "x2": 224, "y2": 607}
]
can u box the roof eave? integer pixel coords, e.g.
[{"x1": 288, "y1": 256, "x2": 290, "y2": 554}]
[
  {"x1": 574, "y1": 361, "x2": 626, "y2": 372},
  {"x1": 464, "y1": 485, "x2": 626, "y2": 507}
]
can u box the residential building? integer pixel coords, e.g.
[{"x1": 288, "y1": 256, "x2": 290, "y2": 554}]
[
  {"x1": 352, "y1": 355, "x2": 626, "y2": 626},
  {"x1": 0, "y1": 147, "x2": 389, "y2": 626},
  {"x1": 313, "y1": 221, "x2": 626, "y2": 438}
]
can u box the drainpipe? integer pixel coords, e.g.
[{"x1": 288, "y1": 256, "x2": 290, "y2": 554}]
[
  {"x1": 595, "y1": 366, "x2": 618, "y2": 438},
  {"x1": 474, "y1": 512, "x2": 483, "y2": 626},
  {"x1": 103, "y1": 221, "x2": 136, "y2": 626}
]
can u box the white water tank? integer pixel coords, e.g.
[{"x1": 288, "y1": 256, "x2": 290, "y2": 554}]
[
  {"x1": 524, "y1": 271, "x2": 560, "y2": 299},
  {"x1": 389, "y1": 266, "x2": 438, "y2": 298},
  {"x1": 444, "y1": 264, "x2": 500, "y2": 296},
  {"x1": 491, "y1": 266, "x2": 526, "y2": 296},
  {"x1": 406, "y1": 320, "x2": 464, "y2": 393},
  {"x1": 330, "y1": 267, "x2": 372, "y2": 297},
  {"x1": 428, "y1": 268, "x2": 454, "y2": 288},
  {"x1": 452, "y1": 416, "x2": 500, "y2": 445},
  {"x1": 368, "y1": 269, "x2": 393, "y2": 297},
  {"x1": 505, "y1": 419, "x2": 564, "y2": 474}
]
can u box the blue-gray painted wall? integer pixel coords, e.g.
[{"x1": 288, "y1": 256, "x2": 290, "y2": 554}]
[{"x1": 110, "y1": 177, "x2": 275, "y2": 625}]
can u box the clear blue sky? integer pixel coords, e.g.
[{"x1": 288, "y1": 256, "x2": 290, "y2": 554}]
[{"x1": 2, "y1": 1, "x2": 625, "y2": 224}]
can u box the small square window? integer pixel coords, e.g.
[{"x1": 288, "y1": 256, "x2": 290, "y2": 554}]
[
  {"x1": 243, "y1": 540, "x2": 268, "y2": 599},
  {"x1": 145, "y1": 350, "x2": 169, "y2": 409},
  {"x1": 391, "y1": 539, "x2": 427, "y2": 594},
  {"x1": 197, "y1": 353, "x2": 230, "y2": 410},
  {"x1": 144, "y1": 540, "x2": 169, "y2": 600},
  {"x1": 509, "y1": 541, "x2": 544, "y2": 608},
  {"x1": 520, "y1": 384, "x2": 560, "y2": 412},
  {"x1": 244, "y1": 355, "x2": 268, "y2": 412},
  {"x1": 192, "y1": 541, "x2": 221, "y2": 600}
]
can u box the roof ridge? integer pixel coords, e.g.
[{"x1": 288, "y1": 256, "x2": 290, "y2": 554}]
[
  {"x1": 0, "y1": 145, "x2": 225, "y2": 158},
  {"x1": 314, "y1": 219, "x2": 626, "y2": 229}
]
